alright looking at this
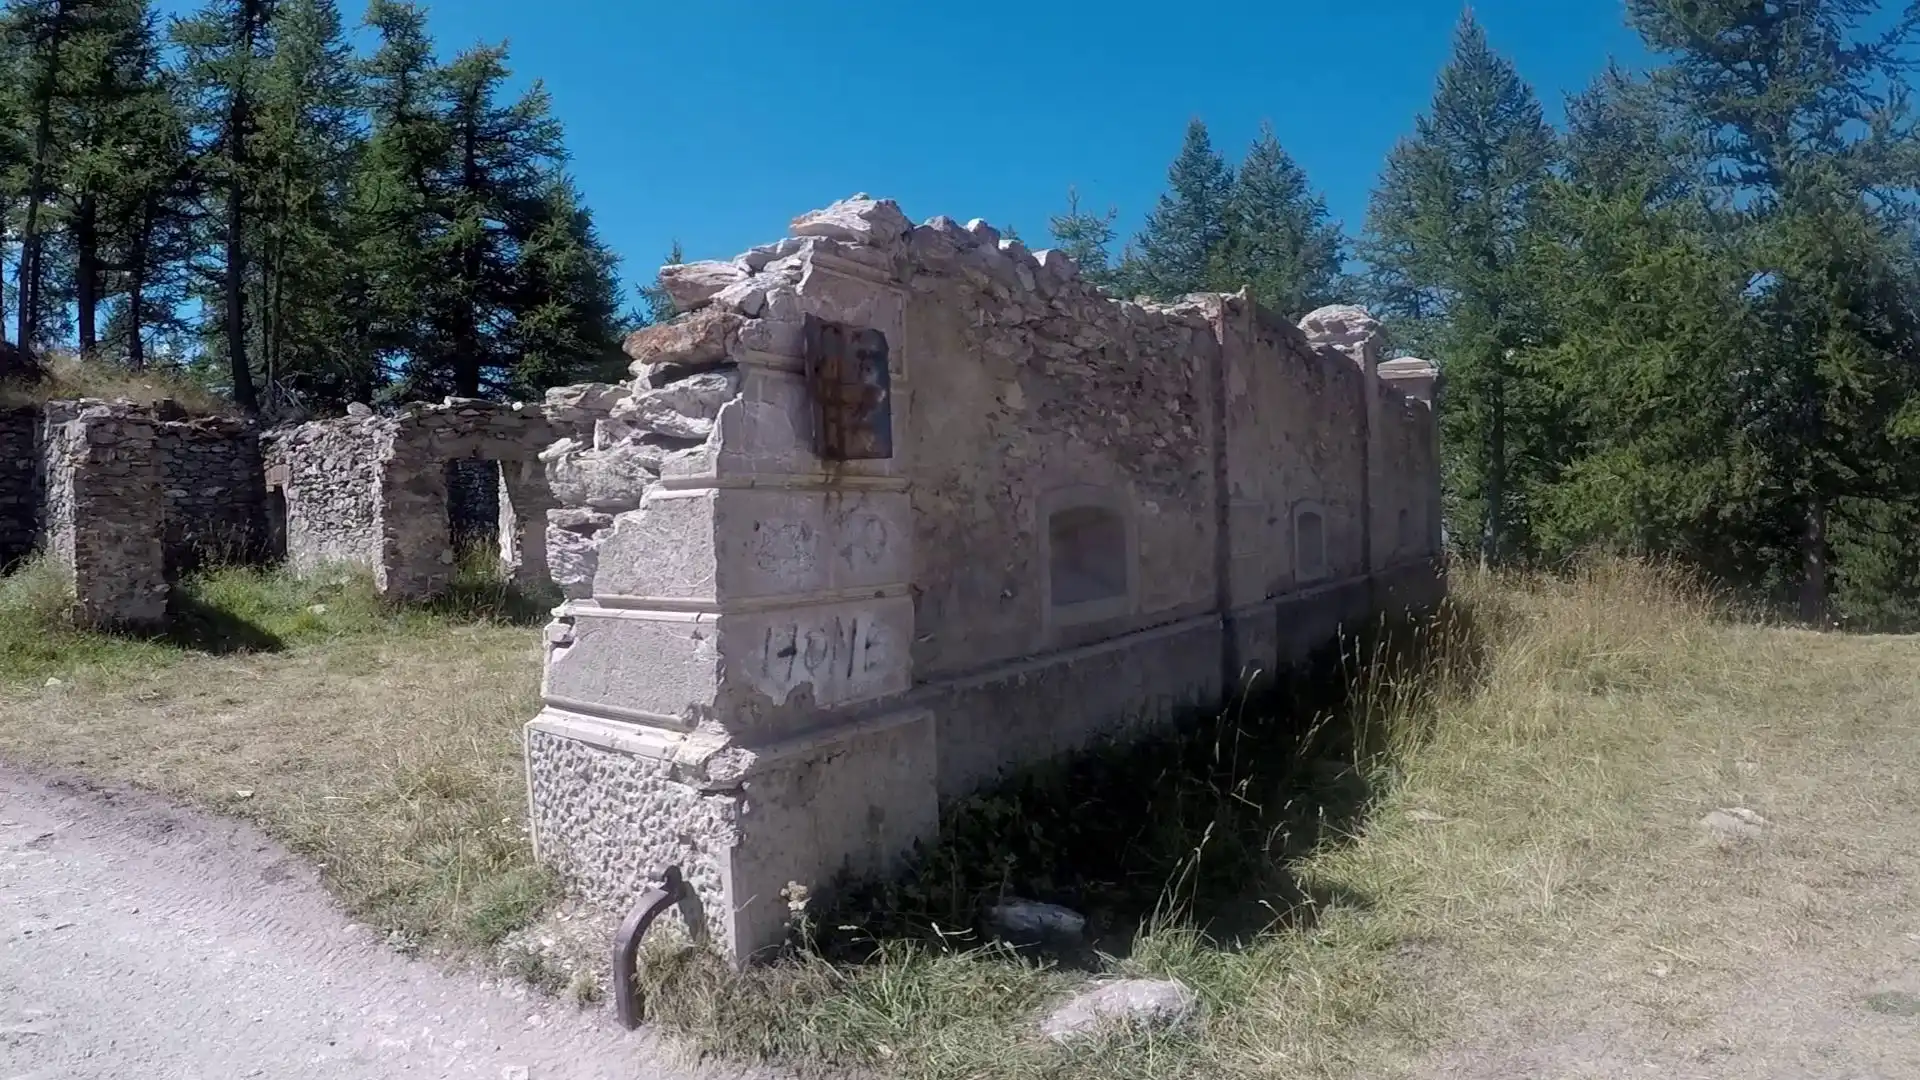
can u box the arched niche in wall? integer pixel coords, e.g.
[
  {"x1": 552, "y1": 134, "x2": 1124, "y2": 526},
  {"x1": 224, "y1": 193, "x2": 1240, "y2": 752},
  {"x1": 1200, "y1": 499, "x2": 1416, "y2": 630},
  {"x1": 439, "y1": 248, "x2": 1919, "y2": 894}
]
[
  {"x1": 1039, "y1": 485, "x2": 1136, "y2": 633},
  {"x1": 1293, "y1": 500, "x2": 1329, "y2": 583}
]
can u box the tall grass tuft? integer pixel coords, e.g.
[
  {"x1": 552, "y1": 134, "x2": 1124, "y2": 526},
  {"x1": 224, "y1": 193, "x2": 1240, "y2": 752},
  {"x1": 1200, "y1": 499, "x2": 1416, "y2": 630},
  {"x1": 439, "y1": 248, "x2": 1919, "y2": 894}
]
[{"x1": 637, "y1": 558, "x2": 1752, "y2": 1080}]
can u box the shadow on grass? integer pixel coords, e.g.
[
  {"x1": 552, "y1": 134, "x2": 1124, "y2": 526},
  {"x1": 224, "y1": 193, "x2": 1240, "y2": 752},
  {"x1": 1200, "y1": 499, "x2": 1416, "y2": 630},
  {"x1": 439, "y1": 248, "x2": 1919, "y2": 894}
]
[
  {"x1": 162, "y1": 591, "x2": 287, "y2": 654},
  {"x1": 790, "y1": 597, "x2": 1492, "y2": 973},
  {"x1": 425, "y1": 576, "x2": 558, "y2": 627}
]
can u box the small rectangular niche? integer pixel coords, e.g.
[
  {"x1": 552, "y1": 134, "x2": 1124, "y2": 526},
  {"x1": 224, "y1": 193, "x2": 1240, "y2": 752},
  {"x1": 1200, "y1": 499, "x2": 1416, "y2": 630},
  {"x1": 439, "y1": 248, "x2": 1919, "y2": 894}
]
[
  {"x1": 1041, "y1": 487, "x2": 1136, "y2": 631},
  {"x1": 1295, "y1": 502, "x2": 1328, "y2": 582}
]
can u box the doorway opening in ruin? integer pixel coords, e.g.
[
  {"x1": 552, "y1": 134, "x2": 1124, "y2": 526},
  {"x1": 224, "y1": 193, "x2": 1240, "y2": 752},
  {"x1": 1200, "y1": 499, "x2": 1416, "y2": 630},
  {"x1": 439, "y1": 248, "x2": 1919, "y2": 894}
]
[
  {"x1": 264, "y1": 483, "x2": 289, "y2": 563},
  {"x1": 444, "y1": 458, "x2": 503, "y2": 565}
]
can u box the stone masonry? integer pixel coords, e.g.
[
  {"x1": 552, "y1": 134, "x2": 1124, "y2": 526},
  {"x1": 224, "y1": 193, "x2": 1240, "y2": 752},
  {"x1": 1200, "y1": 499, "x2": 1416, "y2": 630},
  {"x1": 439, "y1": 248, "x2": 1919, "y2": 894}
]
[
  {"x1": 264, "y1": 390, "x2": 618, "y2": 601},
  {"x1": 43, "y1": 405, "x2": 169, "y2": 629},
  {"x1": 522, "y1": 195, "x2": 1445, "y2": 963},
  {"x1": 0, "y1": 406, "x2": 35, "y2": 569}
]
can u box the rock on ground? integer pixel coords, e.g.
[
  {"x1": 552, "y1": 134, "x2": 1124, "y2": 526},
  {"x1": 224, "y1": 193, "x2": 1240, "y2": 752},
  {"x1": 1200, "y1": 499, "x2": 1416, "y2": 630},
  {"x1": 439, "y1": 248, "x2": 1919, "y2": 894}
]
[
  {"x1": 1701, "y1": 806, "x2": 1771, "y2": 841},
  {"x1": 983, "y1": 899, "x2": 1087, "y2": 946},
  {"x1": 1040, "y1": 978, "x2": 1199, "y2": 1043}
]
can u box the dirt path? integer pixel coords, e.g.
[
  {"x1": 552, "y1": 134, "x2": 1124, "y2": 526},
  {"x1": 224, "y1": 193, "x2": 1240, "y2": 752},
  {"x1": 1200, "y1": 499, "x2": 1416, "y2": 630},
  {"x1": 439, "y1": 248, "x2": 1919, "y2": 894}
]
[{"x1": 0, "y1": 765, "x2": 771, "y2": 1080}]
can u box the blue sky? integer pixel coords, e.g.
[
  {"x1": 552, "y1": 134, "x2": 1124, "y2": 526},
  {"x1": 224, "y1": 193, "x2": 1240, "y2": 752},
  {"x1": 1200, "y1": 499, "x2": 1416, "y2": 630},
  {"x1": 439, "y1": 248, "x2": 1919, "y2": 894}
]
[{"x1": 165, "y1": 0, "x2": 1651, "y2": 297}]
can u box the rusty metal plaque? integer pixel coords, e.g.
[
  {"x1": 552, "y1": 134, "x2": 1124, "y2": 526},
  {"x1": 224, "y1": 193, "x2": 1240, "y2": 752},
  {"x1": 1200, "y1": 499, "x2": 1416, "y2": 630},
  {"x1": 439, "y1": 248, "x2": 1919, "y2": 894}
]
[{"x1": 803, "y1": 316, "x2": 893, "y2": 460}]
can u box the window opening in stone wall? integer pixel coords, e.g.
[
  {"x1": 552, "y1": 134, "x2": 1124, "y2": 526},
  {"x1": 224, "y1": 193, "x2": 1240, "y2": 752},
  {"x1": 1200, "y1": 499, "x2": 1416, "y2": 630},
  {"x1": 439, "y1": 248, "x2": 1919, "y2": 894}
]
[
  {"x1": 445, "y1": 459, "x2": 502, "y2": 557},
  {"x1": 1295, "y1": 505, "x2": 1328, "y2": 581},
  {"x1": 1049, "y1": 505, "x2": 1130, "y2": 608},
  {"x1": 1397, "y1": 508, "x2": 1412, "y2": 555}
]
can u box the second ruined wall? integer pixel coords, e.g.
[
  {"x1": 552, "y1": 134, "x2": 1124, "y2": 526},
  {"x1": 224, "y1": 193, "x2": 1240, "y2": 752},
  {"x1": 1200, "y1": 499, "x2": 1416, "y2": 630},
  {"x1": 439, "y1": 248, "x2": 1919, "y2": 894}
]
[{"x1": 892, "y1": 219, "x2": 1438, "y2": 799}]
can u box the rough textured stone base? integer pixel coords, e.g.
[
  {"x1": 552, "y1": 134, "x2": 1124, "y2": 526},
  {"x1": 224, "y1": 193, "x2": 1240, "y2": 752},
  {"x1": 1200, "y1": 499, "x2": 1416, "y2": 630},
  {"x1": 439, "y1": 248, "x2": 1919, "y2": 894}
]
[{"x1": 525, "y1": 708, "x2": 939, "y2": 961}]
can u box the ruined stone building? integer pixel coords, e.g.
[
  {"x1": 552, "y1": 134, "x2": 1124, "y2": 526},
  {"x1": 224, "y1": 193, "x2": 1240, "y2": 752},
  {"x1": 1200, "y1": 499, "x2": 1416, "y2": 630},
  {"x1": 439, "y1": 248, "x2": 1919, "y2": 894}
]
[
  {"x1": 0, "y1": 390, "x2": 620, "y2": 626},
  {"x1": 521, "y1": 196, "x2": 1444, "y2": 962},
  {"x1": 262, "y1": 391, "x2": 618, "y2": 601},
  {"x1": 0, "y1": 400, "x2": 267, "y2": 627}
]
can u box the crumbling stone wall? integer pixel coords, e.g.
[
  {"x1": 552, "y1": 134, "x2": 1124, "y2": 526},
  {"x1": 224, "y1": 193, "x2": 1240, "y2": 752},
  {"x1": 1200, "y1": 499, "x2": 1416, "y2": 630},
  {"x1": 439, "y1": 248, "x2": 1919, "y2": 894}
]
[
  {"x1": 523, "y1": 195, "x2": 1446, "y2": 962},
  {"x1": 43, "y1": 405, "x2": 168, "y2": 628},
  {"x1": 0, "y1": 406, "x2": 35, "y2": 568},
  {"x1": 155, "y1": 416, "x2": 267, "y2": 575},
  {"x1": 263, "y1": 417, "x2": 384, "y2": 576},
  {"x1": 268, "y1": 392, "x2": 614, "y2": 600}
]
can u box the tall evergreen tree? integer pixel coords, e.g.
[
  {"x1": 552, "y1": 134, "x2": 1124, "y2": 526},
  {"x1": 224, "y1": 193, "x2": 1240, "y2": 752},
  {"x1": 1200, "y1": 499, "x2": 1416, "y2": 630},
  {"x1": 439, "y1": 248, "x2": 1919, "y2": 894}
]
[
  {"x1": 1362, "y1": 12, "x2": 1558, "y2": 564},
  {"x1": 3, "y1": 0, "x2": 81, "y2": 352},
  {"x1": 348, "y1": 0, "x2": 441, "y2": 400},
  {"x1": 420, "y1": 42, "x2": 560, "y2": 398},
  {"x1": 1209, "y1": 122, "x2": 1347, "y2": 318},
  {"x1": 1529, "y1": 68, "x2": 1765, "y2": 578},
  {"x1": 508, "y1": 174, "x2": 622, "y2": 391},
  {"x1": 56, "y1": 0, "x2": 161, "y2": 357},
  {"x1": 172, "y1": 0, "x2": 274, "y2": 413},
  {"x1": 250, "y1": 0, "x2": 360, "y2": 410},
  {"x1": 1129, "y1": 118, "x2": 1233, "y2": 299},
  {"x1": 97, "y1": 22, "x2": 195, "y2": 371},
  {"x1": 1628, "y1": 0, "x2": 1920, "y2": 621}
]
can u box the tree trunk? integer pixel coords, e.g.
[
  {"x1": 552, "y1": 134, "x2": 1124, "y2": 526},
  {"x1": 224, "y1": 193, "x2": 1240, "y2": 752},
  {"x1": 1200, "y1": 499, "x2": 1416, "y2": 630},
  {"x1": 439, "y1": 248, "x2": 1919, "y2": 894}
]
[
  {"x1": 454, "y1": 108, "x2": 483, "y2": 397},
  {"x1": 76, "y1": 191, "x2": 99, "y2": 355},
  {"x1": 18, "y1": 0, "x2": 68, "y2": 354},
  {"x1": 224, "y1": 3, "x2": 259, "y2": 414},
  {"x1": 127, "y1": 198, "x2": 151, "y2": 371},
  {"x1": 1480, "y1": 368, "x2": 1506, "y2": 567},
  {"x1": 1799, "y1": 491, "x2": 1829, "y2": 626}
]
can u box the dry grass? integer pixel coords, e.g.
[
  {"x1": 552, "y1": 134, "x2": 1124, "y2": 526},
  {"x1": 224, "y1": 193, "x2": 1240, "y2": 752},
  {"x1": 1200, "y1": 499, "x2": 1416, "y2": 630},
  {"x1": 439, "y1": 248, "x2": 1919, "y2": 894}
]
[
  {"x1": 4, "y1": 555, "x2": 1917, "y2": 1078},
  {"x1": 0, "y1": 553, "x2": 556, "y2": 952},
  {"x1": 0, "y1": 352, "x2": 234, "y2": 414},
  {"x1": 637, "y1": 560, "x2": 1920, "y2": 1079}
]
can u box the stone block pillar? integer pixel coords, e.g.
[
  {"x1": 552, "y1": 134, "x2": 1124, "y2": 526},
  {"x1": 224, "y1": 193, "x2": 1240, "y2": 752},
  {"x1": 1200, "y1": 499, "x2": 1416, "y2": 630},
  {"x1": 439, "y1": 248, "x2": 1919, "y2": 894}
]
[
  {"x1": 1379, "y1": 358, "x2": 1444, "y2": 558},
  {"x1": 1300, "y1": 305, "x2": 1390, "y2": 573},
  {"x1": 525, "y1": 218, "x2": 939, "y2": 963},
  {"x1": 49, "y1": 407, "x2": 168, "y2": 629}
]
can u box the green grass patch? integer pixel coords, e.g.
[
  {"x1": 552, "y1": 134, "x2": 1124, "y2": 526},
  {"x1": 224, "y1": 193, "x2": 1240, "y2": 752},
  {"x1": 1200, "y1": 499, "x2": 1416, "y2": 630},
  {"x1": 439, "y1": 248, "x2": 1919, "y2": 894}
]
[{"x1": 0, "y1": 545, "x2": 554, "y2": 688}]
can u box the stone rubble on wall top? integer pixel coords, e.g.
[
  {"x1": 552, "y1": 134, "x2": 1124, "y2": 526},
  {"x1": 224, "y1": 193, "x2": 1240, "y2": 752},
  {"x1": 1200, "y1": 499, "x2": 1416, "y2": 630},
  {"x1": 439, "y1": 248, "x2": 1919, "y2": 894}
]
[
  {"x1": 1298, "y1": 304, "x2": 1382, "y2": 348},
  {"x1": 658, "y1": 260, "x2": 750, "y2": 311},
  {"x1": 625, "y1": 308, "x2": 744, "y2": 383},
  {"x1": 789, "y1": 194, "x2": 913, "y2": 248}
]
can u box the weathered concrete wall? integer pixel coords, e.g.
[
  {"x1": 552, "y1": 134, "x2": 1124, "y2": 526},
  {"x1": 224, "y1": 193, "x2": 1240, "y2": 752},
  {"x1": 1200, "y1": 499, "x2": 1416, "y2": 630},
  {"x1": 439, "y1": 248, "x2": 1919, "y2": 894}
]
[
  {"x1": 0, "y1": 406, "x2": 35, "y2": 568},
  {"x1": 523, "y1": 196, "x2": 1447, "y2": 962}
]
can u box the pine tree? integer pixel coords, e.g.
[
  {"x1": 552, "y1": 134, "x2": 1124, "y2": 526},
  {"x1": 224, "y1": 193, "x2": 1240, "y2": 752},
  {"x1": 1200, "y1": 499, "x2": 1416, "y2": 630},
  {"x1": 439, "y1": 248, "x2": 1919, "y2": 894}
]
[
  {"x1": 635, "y1": 239, "x2": 681, "y2": 326},
  {"x1": 172, "y1": 0, "x2": 274, "y2": 413},
  {"x1": 1046, "y1": 186, "x2": 1121, "y2": 292},
  {"x1": 250, "y1": 0, "x2": 361, "y2": 410},
  {"x1": 1209, "y1": 122, "x2": 1347, "y2": 318},
  {"x1": 348, "y1": 0, "x2": 442, "y2": 400},
  {"x1": 1628, "y1": 0, "x2": 1920, "y2": 622},
  {"x1": 3, "y1": 0, "x2": 81, "y2": 353},
  {"x1": 1362, "y1": 12, "x2": 1558, "y2": 564},
  {"x1": 98, "y1": 30, "x2": 196, "y2": 371},
  {"x1": 1129, "y1": 118, "x2": 1233, "y2": 299},
  {"x1": 422, "y1": 42, "x2": 561, "y2": 398},
  {"x1": 1528, "y1": 68, "x2": 1763, "y2": 577},
  {"x1": 55, "y1": 0, "x2": 162, "y2": 357},
  {"x1": 508, "y1": 174, "x2": 622, "y2": 392}
]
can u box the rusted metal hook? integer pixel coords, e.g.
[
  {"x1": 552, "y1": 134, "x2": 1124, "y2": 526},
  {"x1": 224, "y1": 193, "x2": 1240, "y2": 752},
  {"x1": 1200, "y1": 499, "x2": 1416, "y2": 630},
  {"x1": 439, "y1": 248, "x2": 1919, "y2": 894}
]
[{"x1": 613, "y1": 866, "x2": 686, "y2": 1030}]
